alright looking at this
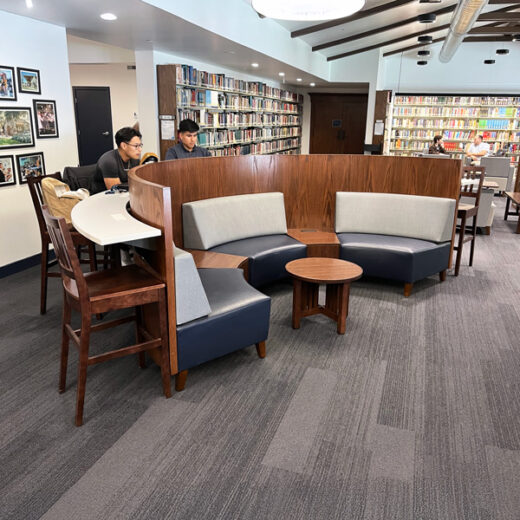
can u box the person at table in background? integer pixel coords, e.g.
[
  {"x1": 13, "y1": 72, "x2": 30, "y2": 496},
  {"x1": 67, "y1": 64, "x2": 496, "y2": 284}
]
[
  {"x1": 165, "y1": 119, "x2": 211, "y2": 160},
  {"x1": 428, "y1": 135, "x2": 447, "y2": 154},
  {"x1": 465, "y1": 134, "x2": 490, "y2": 164},
  {"x1": 91, "y1": 127, "x2": 142, "y2": 193}
]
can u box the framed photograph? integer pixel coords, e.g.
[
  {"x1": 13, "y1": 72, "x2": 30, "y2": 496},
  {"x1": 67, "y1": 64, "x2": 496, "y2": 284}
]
[
  {"x1": 0, "y1": 66, "x2": 17, "y2": 101},
  {"x1": 33, "y1": 99, "x2": 59, "y2": 138},
  {"x1": 17, "y1": 67, "x2": 41, "y2": 95},
  {"x1": 16, "y1": 152, "x2": 45, "y2": 183},
  {"x1": 0, "y1": 107, "x2": 35, "y2": 149},
  {"x1": 0, "y1": 154, "x2": 16, "y2": 187}
]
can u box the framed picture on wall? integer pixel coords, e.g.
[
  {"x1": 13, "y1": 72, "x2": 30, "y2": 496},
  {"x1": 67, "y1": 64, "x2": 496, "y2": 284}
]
[
  {"x1": 0, "y1": 107, "x2": 34, "y2": 149},
  {"x1": 0, "y1": 66, "x2": 17, "y2": 101},
  {"x1": 33, "y1": 99, "x2": 59, "y2": 138},
  {"x1": 17, "y1": 67, "x2": 41, "y2": 95},
  {"x1": 0, "y1": 154, "x2": 16, "y2": 187},
  {"x1": 16, "y1": 151, "x2": 45, "y2": 183}
]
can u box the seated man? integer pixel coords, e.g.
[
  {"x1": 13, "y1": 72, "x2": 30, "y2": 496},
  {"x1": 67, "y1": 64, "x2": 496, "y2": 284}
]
[
  {"x1": 165, "y1": 119, "x2": 211, "y2": 160},
  {"x1": 465, "y1": 135, "x2": 490, "y2": 164},
  {"x1": 91, "y1": 127, "x2": 142, "y2": 194}
]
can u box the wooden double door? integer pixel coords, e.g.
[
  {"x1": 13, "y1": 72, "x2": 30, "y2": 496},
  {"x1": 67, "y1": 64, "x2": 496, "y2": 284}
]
[{"x1": 309, "y1": 93, "x2": 368, "y2": 154}]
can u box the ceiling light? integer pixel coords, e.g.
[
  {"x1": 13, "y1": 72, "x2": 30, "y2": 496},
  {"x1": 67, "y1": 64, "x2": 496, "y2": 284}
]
[
  {"x1": 25, "y1": 0, "x2": 33, "y2": 8},
  {"x1": 296, "y1": 78, "x2": 302, "y2": 82},
  {"x1": 418, "y1": 50, "x2": 431, "y2": 56},
  {"x1": 418, "y1": 14, "x2": 436, "y2": 23},
  {"x1": 512, "y1": 34, "x2": 520, "y2": 42},
  {"x1": 418, "y1": 35, "x2": 433, "y2": 44},
  {"x1": 100, "y1": 13, "x2": 117, "y2": 21},
  {"x1": 496, "y1": 49, "x2": 509, "y2": 55},
  {"x1": 417, "y1": 60, "x2": 428, "y2": 66},
  {"x1": 251, "y1": 0, "x2": 365, "y2": 21},
  {"x1": 278, "y1": 72, "x2": 285, "y2": 76},
  {"x1": 310, "y1": 82, "x2": 316, "y2": 87},
  {"x1": 251, "y1": 62, "x2": 259, "y2": 68},
  {"x1": 484, "y1": 59, "x2": 495, "y2": 64}
]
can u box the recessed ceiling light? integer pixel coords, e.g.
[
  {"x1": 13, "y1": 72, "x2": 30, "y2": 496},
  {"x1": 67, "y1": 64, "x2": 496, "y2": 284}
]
[
  {"x1": 251, "y1": 0, "x2": 365, "y2": 21},
  {"x1": 418, "y1": 35, "x2": 433, "y2": 44},
  {"x1": 496, "y1": 49, "x2": 509, "y2": 55},
  {"x1": 417, "y1": 60, "x2": 428, "y2": 66},
  {"x1": 296, "y1": 78, "x2": 302, "y2": 82},
  {"x1": 484, "y1": 59, "x2": 495, "y2": 64},
  {"x1": 278, "y1": 72, "x2": 285, "y2": 76},
  {"x1": 418, "y1": 50, "x2": 431, "y2": 56},
  {"x1": 25, "y1": 0, "x2": 33, "y2": 8},
  {"x1": 310, "y1": 82, "x2": 316, "y2": 87},
  {"x1": 418, "y1": 13, "x2": 436, "y2": 23},
  {"x1": 100, "y1": 13, "x2": 117, "y2": 21},
  {"x1": 251, "y1": 62, "x2": 259, "y2": 68}
]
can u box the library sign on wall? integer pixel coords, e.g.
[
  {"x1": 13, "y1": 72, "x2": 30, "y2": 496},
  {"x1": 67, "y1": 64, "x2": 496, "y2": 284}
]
[
  {"x1": 385, "y1": 94, "x2": 520, "y2": 166},
  {"x1": 157, "y1": 64, "x2": 302, "y2": 158}
]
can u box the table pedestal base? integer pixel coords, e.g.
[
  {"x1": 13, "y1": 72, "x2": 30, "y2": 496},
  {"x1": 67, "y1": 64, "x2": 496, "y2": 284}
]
[{"x1": 292, "y1": 279, "x2": 351, "y2": 334}]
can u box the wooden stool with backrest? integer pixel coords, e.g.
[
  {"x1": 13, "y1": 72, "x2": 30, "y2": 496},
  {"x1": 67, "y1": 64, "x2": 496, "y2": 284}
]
[
  {"x1": 27, "y1": 172, "x2": 100, "y2": 314},
  {"x1": 43, "y1": 207, "x2": 171, "y2": 426},
  {"x1": 453, "y1": 165, "x2": 485, "y2": 276}
]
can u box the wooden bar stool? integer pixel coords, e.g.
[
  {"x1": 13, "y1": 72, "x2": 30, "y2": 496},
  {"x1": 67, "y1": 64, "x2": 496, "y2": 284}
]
[
  {"x1": 43, "y1": 208, "x2": 171, "y2": 426},
  {"x1": 453, "y1": 165, "x2": 485, "y2": 276}
]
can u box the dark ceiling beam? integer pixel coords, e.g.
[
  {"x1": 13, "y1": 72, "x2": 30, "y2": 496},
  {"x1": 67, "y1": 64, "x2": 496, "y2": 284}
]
[
  {"x1": 478, "y1": 11, "x2": 520, "y2": 20},
  {"x1": 291, "y1": 0, "x2": 414, "y2": 38},
  {"x1": 383, "y1": 37, "x2": 445, "y2": 57},
  {"x1": 464, "y1": 35, "x2": 515, "y2": 41},
  {"x1": 312, "y1": 5, "x2": 456, "y2": 52},
  {"x1": 469, "y1": 25, "x2": 520, "y2": 33},
  {"x1": 327, "y1": 24, "x2": 450, "y2": 61},
  {"x1": 488, "y1": 0, "x2": 520, "y2": 3}
]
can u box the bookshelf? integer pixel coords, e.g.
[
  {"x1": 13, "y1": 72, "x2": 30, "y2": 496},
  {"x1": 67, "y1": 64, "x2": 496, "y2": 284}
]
[
  {"x1": 157, "y1": 64, "x2": 303, "y2": 160},
  {"x1": 385, "y1": 94, "x2": 520, "y2": 166}
]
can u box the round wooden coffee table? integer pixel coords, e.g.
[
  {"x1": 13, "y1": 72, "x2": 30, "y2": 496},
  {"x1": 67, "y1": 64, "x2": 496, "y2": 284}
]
[{"x1": 286, "y1": 258, "x2": 363, "y2": 334}]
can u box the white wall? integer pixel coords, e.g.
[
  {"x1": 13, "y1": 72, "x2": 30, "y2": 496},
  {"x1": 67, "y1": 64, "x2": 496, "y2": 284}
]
[
  {"x1": 67, "y1": 35, "x2": 135, "y2": 64},
  {"x1": 69, "y1": 63, "x2": 138, "y2": 142},
  {"x1": 0, "y1": 11, "x2": 78, "y2": 268},
  {"x1": 382, "y1": 42, "x2": 520, "y2": 93}
]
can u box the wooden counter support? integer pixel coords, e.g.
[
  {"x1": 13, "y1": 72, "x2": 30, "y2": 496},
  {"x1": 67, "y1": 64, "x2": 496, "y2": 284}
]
[
  {"x1": 287, "y1": 228, "x2": 340, "y2": 258},
  {"x1": 186, "y1": 249, "x2": 249, "y2": 279}
]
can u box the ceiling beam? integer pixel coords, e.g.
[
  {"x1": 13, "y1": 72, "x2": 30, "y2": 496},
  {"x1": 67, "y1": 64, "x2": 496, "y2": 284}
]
[
  {"x1": 469, "y1": 25, "x2": 520, "y2": 33},
  {"x1": 291, "y1": 0, "x2": 414, "y2": 38},
  {"x1": 383, "y1": 37, "x2": 445, "y2": 57},
  {"x1": 478, "y1": 11, "x2": 520, "y2": 20},
  {"x1": 464, "y1": 35, "x2": 516, "y2": 41},
  {"x1": 312, "y1": 5, "x2": 456, "y2": 52},
  {"x1": 327, "y1": 24, "x2": 450, "y2": 61},
  {"x1": 488, "y1": 0, "x2": 520, "y2": 3}
]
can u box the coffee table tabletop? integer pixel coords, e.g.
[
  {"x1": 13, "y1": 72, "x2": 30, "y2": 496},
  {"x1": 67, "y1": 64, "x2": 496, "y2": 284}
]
[{"x1": 286, "y1": 257, "x2": 363, "y2": 284}]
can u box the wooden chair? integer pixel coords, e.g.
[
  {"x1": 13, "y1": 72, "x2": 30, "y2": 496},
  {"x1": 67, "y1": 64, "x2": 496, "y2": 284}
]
[
  {"x1": 43, "y1": 208, "x2": 171, "y2": 426},
  {"x1": 453, "y1": 165, "x2": 485, "y2": 276},
  {"x1": 27, "y1": 172, "x2": 101, "y2": 314}
]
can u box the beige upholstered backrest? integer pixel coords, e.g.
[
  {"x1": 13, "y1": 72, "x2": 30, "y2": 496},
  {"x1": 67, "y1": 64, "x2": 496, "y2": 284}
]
[
  {"x1": 183, "y1": 192, "x2": 288, "y2": 250},
  {"x1": 335, "y1": 192, "x2": 456, "y2": 243}
]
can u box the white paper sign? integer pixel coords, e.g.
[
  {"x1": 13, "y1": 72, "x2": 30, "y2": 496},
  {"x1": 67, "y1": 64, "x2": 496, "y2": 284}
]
[
  {"x1": 161, "y1": 120, "x2": 176, "y2": 140},
  {"x1": 374, "y1": 120, "x2": 384, "y2": 136}
]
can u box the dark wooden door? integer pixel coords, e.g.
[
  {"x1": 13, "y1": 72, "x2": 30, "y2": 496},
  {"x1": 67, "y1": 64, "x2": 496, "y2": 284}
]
[
  {"x1": 309, "y1": 94, "x2": 368, "y2": 154},
  {"x1": 73, "y1": 87, "x2": 113, "y2": 166}
]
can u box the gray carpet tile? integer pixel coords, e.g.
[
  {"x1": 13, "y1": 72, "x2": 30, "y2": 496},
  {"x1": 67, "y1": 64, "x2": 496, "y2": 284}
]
[{"x1": 1, "y1": 197, "x2": 519, "y2": 519}]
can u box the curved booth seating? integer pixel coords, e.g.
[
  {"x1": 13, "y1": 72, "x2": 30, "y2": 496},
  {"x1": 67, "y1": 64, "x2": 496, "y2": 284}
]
[
  {"x1": 183, "y1": 192, "x2": 306, "y2": 287},
  {"x1": 335, "y1": 192, "x2": 456, "y2": 296}
]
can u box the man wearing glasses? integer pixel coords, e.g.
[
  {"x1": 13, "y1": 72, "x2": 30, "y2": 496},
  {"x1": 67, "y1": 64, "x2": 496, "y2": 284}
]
[{"x1": 92, "y1": 127, "x2": 143, "y2": 193}]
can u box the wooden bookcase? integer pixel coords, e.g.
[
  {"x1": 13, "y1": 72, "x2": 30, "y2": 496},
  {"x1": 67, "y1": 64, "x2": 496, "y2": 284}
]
[
  {"x1": 385, "y1": 94, "x2": 520, "y2": 167},
  {"x1": 157, "y1": 64, "x2": 303, "y2": 160}
]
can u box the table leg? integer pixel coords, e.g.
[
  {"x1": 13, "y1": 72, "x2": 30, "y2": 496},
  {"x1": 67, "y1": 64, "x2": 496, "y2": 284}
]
[
  {"x1": 337, "y1": 283, "x2": 350, "y2": 334},
  {"x1": 504, "y1": 196, "x2": 510, "y2": 221},
  {"x1": 292, "y1": 279, "x2": 302, "y2": 329},
  {"x1": 516, "y1": 218, "x2": 520, "y2": 234}
]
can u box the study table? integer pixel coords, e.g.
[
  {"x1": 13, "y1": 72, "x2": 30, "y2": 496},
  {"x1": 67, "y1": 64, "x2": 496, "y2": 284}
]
[{"x1": 71, "y1": 192, "x2": 161, "y2": 246}]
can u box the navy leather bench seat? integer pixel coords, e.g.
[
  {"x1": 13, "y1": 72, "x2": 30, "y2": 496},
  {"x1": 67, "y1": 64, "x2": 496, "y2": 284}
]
[
  {"x1": 209, "y1": 234, "x2": 307, "y2": 287},
  {"x1": 338, "y1": 233, "x2": 452, "y2": 284},
  {"x1": 176, "y1": 268, "x2": 271, "y2": 372}
]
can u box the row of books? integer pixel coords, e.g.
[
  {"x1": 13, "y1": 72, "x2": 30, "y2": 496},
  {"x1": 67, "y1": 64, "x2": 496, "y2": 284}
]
[
  {"x1": 477, "y1": 119, "x2": 510, "y2": 129},
  {"x1": 176, "y1": 88, "x2": 299, "y2": 113},
  {"x1": 391, "y1": 129, "x2": 520, "y2": 143},
  {"x1": 442, "y1": 130, "x2": 511, "y2": 141},
  {"x1": 394, "y1": 95, "x2": 520, "y2": 106},
  {"x1": 210, "y1": 141, "x2": 300, "y2": 156},
  {"x1": 392, "y1": 118, "x2": 520, "y2": 130},
  {"x1": 177, "y1": 108, "x2": 300, "y2": 128},
  {"x1": 197, "y1": 127, "x2": 300, "y2": 145},
  {"x1": 393, "y1": 140, "x2": 518, "y2": 154},
  {"x1": 393, "y1": 107, "x2": 481, "y2": 117},
  {"x1": 174, "y1": 64, "x2": 301, "y2": 102}
]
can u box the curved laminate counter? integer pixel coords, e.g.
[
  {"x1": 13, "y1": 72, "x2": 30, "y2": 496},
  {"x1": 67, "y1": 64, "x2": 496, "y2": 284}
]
[{"x1": 71, "y1": 191, "x2": 161, "y2": 246}]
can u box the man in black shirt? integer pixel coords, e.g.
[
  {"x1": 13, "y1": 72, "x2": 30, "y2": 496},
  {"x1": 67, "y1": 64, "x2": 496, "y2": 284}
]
[
  {"x1": 428, "y1": 135, "x2": 447, "y2": 155},
  {"x1": 165, "y1": 119, "x2": 211, "y2": 160},
  {"x1": 91, "y1": 127, "x2": 142, "y2": 193}
]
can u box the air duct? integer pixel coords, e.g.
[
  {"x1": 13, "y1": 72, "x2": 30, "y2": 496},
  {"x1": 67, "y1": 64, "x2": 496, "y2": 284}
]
[{"x1": 439, "y1": 0, "x2": 488, "y2": 62}]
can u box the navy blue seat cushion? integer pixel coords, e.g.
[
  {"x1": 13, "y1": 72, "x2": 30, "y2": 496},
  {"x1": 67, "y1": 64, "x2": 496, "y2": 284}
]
[
  {"x1": 209, "y1": 234, "x2": 307, "y2": 287},
  {"x1": 338, "y1": 233, "x2": 451, "y2": 283},
  {"x1": 176, "y1": 268, "x2": 271, "y2": 372}
]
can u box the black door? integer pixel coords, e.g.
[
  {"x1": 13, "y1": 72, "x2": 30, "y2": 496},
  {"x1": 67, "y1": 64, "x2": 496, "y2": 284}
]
[{"x1": 73, "y1": 87, "x2": 113, "y2": 166}]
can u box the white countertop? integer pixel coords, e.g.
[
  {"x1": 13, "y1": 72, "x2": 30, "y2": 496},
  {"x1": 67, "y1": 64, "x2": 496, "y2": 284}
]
[{"x1": 71, "y1": 192, "x2": 161, "y2": 246}]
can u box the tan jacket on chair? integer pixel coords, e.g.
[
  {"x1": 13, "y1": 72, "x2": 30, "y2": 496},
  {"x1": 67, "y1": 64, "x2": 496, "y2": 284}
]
[{"x1": 41, "y1": 177, "x2": 89, "y2": 224}]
